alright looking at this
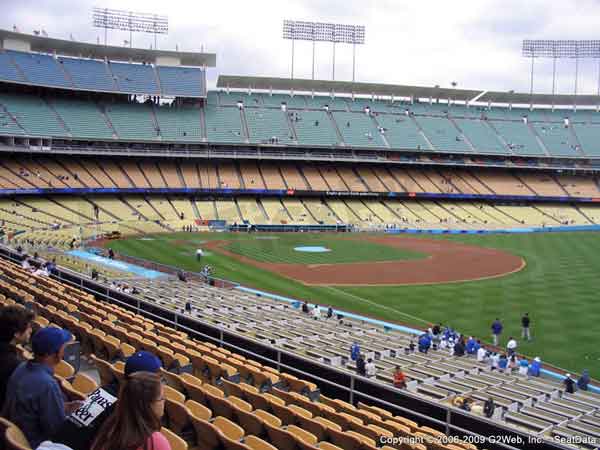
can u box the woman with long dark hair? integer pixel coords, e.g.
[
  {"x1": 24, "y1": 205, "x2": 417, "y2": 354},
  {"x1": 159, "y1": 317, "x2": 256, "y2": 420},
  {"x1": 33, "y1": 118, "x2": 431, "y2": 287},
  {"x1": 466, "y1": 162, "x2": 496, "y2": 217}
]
[{"x1": 91, "y1": 372, "x2": 170, "y2": 450}]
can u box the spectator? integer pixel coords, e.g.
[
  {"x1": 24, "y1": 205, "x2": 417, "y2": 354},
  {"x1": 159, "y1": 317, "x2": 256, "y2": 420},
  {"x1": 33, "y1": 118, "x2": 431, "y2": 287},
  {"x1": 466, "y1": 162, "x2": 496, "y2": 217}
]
[
  {"x1": 355, "y1": 354, "x2": 366, "y2": 377},
  {"x1": 177, "y1": 270, "x2": 187, "y2": 282},
  {"x1": 498, "y1": 354, "x2": 508, "y2": 372},
  {"x1": 365, "y1": 359, "x2": 376, "y2": 378},
  {"x1": 301, "y1": 301, "x2": 309, "y2": 314},
  {"x1": 465, "y1": 336, "x2": 477, "y2": 354},
  {"x1": 577, "y1": 370, "x2": 590, "y2": 391},
  {"x1": 460, "y1": 397, "x2": 473, "y2": 412},
  {"x1": 490, "y1": 352, "x2": 500, "y2": 370},
  {"x1": 0, "y1": 306, "x2": 34, "y2": 407},
  {"x1": 506, "y1": 337, "x2": 517, "y2": 356},
  {"x1": 350, "y1": 341, "x2": 360, "y2": 362},
  {"x1": 2, "y1": 327, "x2": 78, "y2": 448},
  {"x1": 46, "y1": 258, "x2": 57, "y2": 274},
  {"x1": 483, "y1": 397, "x2": 495, "y2": 418},
  {"x1": 91, "y1": 268, "x2": 99, "y2": 281},
  {"x1": 508, "y1": 354, "x2": 518, "y2": 371},
  {"x1": 53, "y1": 351, "x2": 162, "y2": 450},
  {"x1": 311, "y1": 304, "x2": 321, "y2": 320},
  {"x1": 21, "y1": 257, "x2": 32, "y2": 270},
  {"x1": 393, "y1": 366, "x2": 407, "y2": 389},
  {"x1": 90, "y1": 372, "x2": 169, "y2": 450},
  {"x1": 108, "y1": 248, "x2": 115, "y2": 260},
  {"x1": 476, "y1": 343, "x2": 487, "y2": 362},
  {"x1": 563, "y1": 374, "x2": 576, "y2": 394},
  {"x1": 454, "y1": 337, "x2": 465, "y2": 357},
  {"x1": 184, "y1": 301, "x2": 192, "y2": 314},
  {"x1": 418, "y1": 333, "x2": 431, "y2": 354},
  {"x1": 521, "y1": 313, "x2": 531, "y2": 341},
  {"x1": 491, "y1": 318, "x2": 503, "y2": 346},
  {"x1": 34, "y1": 264, "x2": 50, "y2": 277},
  {"x1": 326, "y1": 306, "x2": 333, "y2": 319},
  {"x1": 528, "y1": 357, "x2": 542, "y2": 377},
  {"x1": 518, "y1": 358, "x2": 529, "y2": 375}
]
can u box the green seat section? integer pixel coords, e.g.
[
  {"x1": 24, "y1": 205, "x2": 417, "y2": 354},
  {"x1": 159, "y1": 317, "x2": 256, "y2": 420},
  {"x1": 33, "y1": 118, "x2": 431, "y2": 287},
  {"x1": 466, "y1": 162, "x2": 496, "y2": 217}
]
[
  {"x1": 490, "y1": 120, "x2": 546, "y2": 156},
  {"x1": 304, "y1": 96, "x2": 348, "y2": 110},
  {"x1": 245, "y1": 108, "x2": 293, "y2": 144},
  {"x1": 332, "y1": 111, "x2": 385, "y2": 147},
  {"x1": 290, "y1": 110, "x2": 338, "y2": 146},
  {"x1": 532, "y1": 123, "x2": 580, "y2": 157},
  {"x1": 204, "y1": 105, "x2": 244, "y2": 143},
  {"x1": 572, "y1": 124, "x2": 600, "y2": 157},
  {"x1": 454, "y1": 119, "x2": 506, "y2": 154},
  {"x1": 155, "y1": 105, "x2": 202, "y2": 141},
  {"x1": 0, "y1": 93, "x2": 68, "y2": 137},
  {"x1": 257, "y1": 93, "x2": 307, "y2": 109},
  {"x1": 415, "y1": 116, "x2": 472, "y2": 153},
  {"x1": 104, "y1": 102, "x2": 158, "y2": 141},
  {"x1": 51, "y1": 98, "x2": 113, "y2": 139},
  {"x1": 375, "y1": 114, "x2": 429, "y2": 150}
]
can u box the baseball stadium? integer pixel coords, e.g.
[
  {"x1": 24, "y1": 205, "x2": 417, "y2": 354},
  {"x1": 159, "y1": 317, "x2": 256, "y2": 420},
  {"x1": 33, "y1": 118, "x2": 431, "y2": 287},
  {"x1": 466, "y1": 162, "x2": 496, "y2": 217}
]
[{"x1": 1, "y1": 3, "x2": 600, "y2": 450}]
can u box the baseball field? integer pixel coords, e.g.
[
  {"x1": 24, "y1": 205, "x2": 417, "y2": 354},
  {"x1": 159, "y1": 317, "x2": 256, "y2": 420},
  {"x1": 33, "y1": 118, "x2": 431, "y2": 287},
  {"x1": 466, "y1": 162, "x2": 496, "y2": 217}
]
[{"x1": 105, "y1": 231, "x2": 600, "y2": 377}]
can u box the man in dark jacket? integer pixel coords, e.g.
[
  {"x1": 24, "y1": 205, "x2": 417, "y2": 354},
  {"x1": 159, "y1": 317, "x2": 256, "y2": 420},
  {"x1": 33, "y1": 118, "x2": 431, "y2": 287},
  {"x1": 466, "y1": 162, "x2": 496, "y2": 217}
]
[
  {"x1": 521, "y1": 313, "x2": 531, "y2": 341},
  {"x1": 454, "y1": 338, "x2": 466, "y2": 357},
  {"x1": 355, "y1": 354, "x2": 366, "y2": 376},
  {"x1": 563, "y1": 374, "x2": 576, "y2": 394},
  {"x1": 0, "y1": 306, "x2": 34, "y2": 407},
  {"x1": 483, "y1": 397, "x2": 495, "y2": 418}
]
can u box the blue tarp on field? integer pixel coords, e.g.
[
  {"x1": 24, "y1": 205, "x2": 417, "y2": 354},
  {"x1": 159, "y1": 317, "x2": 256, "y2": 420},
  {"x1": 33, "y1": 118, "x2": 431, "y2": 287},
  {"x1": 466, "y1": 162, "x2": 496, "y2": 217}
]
[{"x1": 67, "y1": 250, "x2": 165, "y2": 279}]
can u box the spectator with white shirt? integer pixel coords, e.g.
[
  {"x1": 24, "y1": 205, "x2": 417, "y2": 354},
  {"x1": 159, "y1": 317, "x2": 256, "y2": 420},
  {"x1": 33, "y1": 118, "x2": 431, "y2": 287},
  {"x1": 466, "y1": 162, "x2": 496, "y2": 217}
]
[
  {"x1": 365, "y1": 358, "x2": 376, "y2": 378},
  {"x1": 476, "y1": 345, "x2": 487, "y2": 362},
  {"x1": 311, "y1": 304, "x2": 321, "y2": 320},
  {"x1": 506, "y1": 337, "x2": 517, "y2": 356}
]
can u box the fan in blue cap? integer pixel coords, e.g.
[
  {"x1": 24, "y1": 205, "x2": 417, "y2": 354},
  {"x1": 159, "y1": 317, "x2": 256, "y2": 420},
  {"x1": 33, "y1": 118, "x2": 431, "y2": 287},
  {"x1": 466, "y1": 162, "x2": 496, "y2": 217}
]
[
  {"x1": 124, "y1": 351, "x2": 162, "y2": 376},
  {"x1": 3, "y1": 327, "x2": 76, "y2": 448}
]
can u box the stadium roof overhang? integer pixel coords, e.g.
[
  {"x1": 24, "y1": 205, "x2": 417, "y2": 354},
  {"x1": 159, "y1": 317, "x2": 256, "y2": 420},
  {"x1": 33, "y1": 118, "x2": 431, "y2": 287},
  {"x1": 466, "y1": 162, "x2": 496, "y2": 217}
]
[
  {"x1": 217, "y1": 75, "x2": 600, "y2": 107},
  {"x1": 0, "y1": 29, "x2": 216, "y2": 67},
  {"x1": 217, "y1": 75, "x2": 480, "y2": 102}
]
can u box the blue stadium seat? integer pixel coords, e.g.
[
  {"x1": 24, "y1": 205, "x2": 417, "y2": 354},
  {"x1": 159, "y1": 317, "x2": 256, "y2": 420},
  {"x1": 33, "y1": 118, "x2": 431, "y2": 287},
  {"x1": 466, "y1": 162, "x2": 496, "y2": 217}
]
[
  {"x1": 109, "y1": 62, "x2": 160, "y2": 94},
  {"x1": 9, "y1": 50, "x2": 71, "y2": 88},
  {"x1": 157, "y1": 66, "x2": 204, "y2": 97},
  {"x1": 58, "y1": 57, "x2": 116, "y2": 92}
]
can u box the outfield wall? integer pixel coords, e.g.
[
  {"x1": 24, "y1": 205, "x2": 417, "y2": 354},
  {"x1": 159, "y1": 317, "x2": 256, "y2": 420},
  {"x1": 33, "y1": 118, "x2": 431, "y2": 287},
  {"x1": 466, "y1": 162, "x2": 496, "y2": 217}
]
[{"x1": 386, "y1": 224, "x2": 600, "y2": 234}]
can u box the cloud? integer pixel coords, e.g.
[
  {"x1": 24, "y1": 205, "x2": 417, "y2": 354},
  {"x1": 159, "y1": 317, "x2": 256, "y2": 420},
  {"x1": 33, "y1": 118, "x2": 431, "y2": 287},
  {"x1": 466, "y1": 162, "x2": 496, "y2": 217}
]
[{"x1": 2, "y1": 0, "x2": 600, "y2": 95}]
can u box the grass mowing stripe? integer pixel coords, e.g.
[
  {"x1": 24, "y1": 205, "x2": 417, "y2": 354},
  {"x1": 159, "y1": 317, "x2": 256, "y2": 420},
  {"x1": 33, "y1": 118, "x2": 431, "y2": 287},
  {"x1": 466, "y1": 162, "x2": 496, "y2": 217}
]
[{"x1": 326, "y1": 286, "x2": 431, "y2": 326}]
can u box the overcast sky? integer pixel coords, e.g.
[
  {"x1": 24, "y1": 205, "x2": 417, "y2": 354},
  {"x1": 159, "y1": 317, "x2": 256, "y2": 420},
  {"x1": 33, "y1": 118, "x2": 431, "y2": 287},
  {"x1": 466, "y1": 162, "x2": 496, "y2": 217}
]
[{"x1": 3, "y1": 0, "x2": 600, "y2": 95}]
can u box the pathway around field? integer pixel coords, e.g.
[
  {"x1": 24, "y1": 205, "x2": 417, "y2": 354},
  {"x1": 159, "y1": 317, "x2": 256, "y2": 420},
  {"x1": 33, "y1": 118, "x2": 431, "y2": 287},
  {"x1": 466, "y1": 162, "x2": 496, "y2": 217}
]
[{"x1": 204, "y1": 235, "x2": 525, "y2": 286}]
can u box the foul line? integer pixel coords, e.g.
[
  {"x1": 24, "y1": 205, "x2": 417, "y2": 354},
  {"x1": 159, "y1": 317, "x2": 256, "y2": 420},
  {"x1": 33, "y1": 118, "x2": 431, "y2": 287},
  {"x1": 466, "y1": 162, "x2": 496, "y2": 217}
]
[{"x1": 324, "y1": 286, "x2": 431, "y2": 325}]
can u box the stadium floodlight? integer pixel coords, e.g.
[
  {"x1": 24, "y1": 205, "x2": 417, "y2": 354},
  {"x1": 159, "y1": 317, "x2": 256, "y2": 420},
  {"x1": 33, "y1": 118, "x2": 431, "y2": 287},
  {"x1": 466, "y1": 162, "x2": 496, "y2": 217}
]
[
  {"x1": 522, "y1": 40, "x2": 600, "y2": 106},
  {"x1": 283, "y1": 20, "x2": 365, "y2": 81},
  {"x1": 92, "y1": 7, "x2": 168, "y2": 49}
]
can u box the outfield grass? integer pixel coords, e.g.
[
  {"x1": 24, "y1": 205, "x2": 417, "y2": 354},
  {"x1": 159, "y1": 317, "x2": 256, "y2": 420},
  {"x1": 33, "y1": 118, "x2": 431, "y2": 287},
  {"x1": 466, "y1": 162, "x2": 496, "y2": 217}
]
[{"x1": 106, "y1": 232, "x2": 600, "y2": 376}]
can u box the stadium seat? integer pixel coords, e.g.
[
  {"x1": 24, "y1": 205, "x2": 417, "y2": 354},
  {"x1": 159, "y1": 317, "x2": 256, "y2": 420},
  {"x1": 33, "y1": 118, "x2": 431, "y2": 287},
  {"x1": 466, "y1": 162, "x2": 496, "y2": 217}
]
[
  {"x1": 1, "y1": 418, "x2": 31, "y2": 450},
  {"x1": 161, "y1": 427, "x2": 188, "y2": 450}
]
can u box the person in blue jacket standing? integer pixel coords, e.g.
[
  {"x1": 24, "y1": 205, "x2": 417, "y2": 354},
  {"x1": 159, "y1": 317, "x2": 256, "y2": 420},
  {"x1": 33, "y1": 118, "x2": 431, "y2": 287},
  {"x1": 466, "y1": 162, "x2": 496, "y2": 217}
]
[
  {"x1": 350, "y1": 341, "x2": 361, "y2": 361},
  {"x1": 491, "y1": 318, "x2": 503, "y2": 346}
]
